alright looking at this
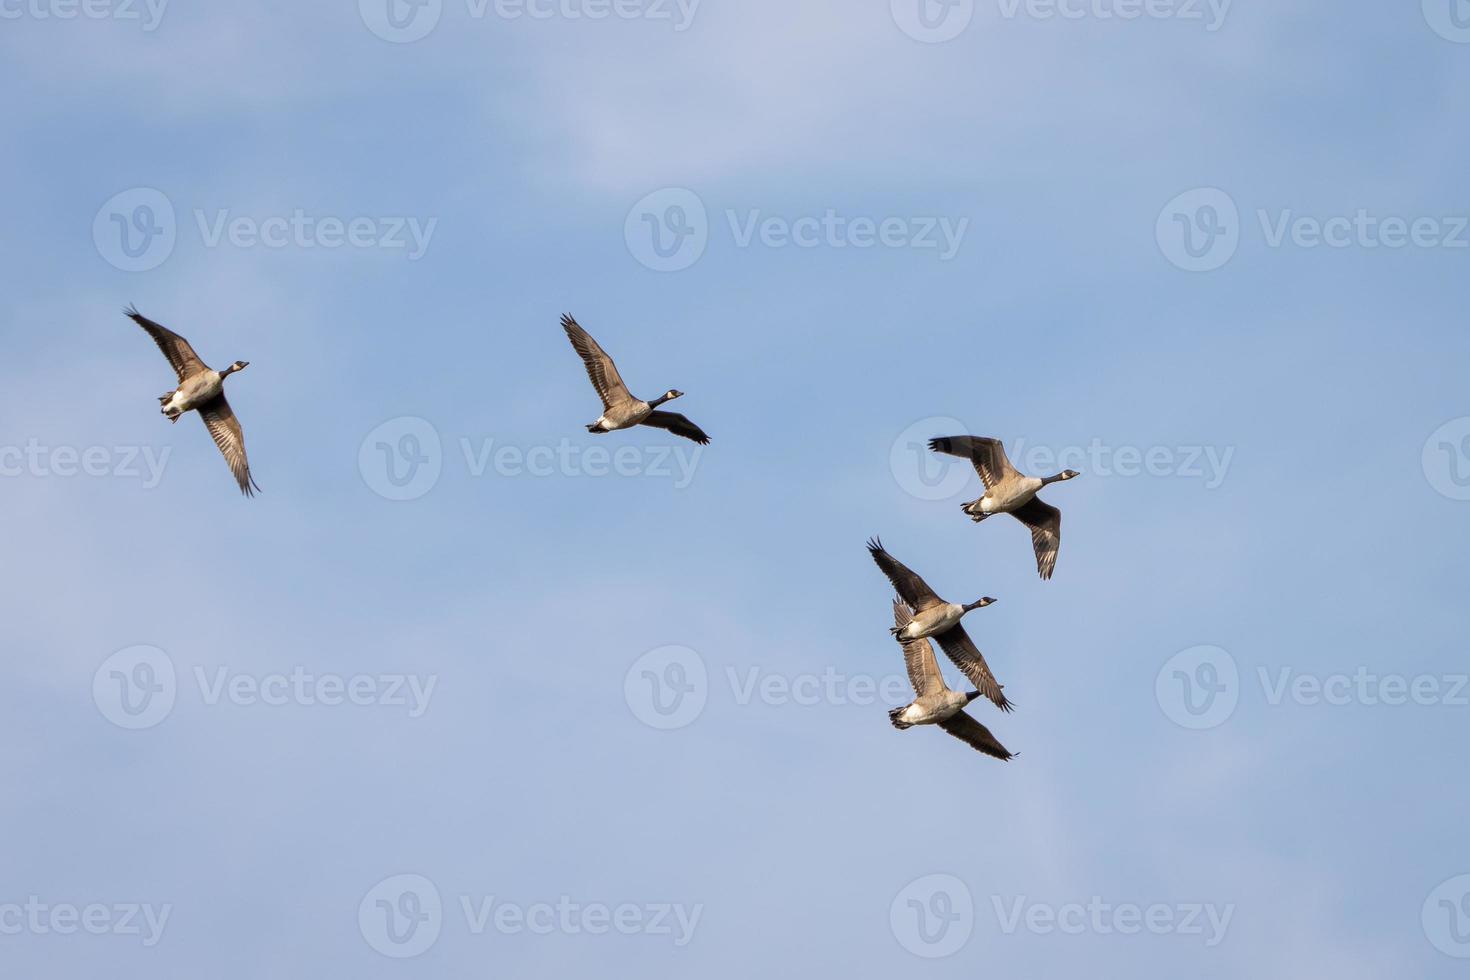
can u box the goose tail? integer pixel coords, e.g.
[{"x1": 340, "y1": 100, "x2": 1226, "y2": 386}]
[{"x1": 889, "y1": 707, "x2": 913, "y2": 730}]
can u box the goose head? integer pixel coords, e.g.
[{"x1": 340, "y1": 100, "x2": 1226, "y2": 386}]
[
  {"x1": 651, "y1": 389, "x2": 684, "y2": 407},
  {"x1": 221, "y1": 360, "x2": 250, "y2": 378},
  {"x1": 1043, "y1": 468, "x2": 1081, "y2": 485},
  {"x1": 963, "y1": 597, "x2": 997, "y2": 612}
]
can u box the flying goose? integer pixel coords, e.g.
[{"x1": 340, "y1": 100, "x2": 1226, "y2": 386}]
[
  {"x1": 866, "y1": 538, "x2": 1012, "y2": 712},
  {"x1": 561, "y1": 314, "x2": 710, "y2": 445},
  {"x1": 889, "y1": 599, "x2": 1015, "y2": 761},
  {"x1": 125, "y1": 306, "x2": 259, "y2": 496},
  {"x1": 929, "y1": 436, "x2": 1079, "y2": 580}
]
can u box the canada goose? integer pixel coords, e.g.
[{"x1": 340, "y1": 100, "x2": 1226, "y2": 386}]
[
  {"x1": 561, "y1": 314, "x2": 710, "y2": 445},
  {"x1": 125, "y1": 306, "x2": 259, "y2": 496},
  {"x1": 929, "y1": 436, "x2": 1079, "y2": 580},
  {"x1": 889, "y1": 599, "x2": 1015, "y2": 761},
  {"x1": 866, "y1": 538, "x2": 1012, "y2": 712}
]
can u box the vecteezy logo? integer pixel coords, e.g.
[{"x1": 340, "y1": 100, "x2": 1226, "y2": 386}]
[
  {"x1": 891, "y1": 0, "x2": 975, "y2": 43},
  {"x1": 1423, "y1": 875, "x2": 1470, "y2": 958},
  {"x1": 358, "y1": 417, "x2": 443, "y2": 501},
  {"x1": 1156, "y1": 188, "x2": 1240, "y2": 272},
  {"x1": 359, "y1": 0, "x2": 442, "y2": 42},
  {"x1": 1156, "y1": 645, "x2": 1239, "y2": 730},
  {"x1": 624, "y1": 188, "x2": 708, "y2": 272},
  {"x1": 889, "y1": 416, "x2": 973, "y2": 501},
  {"x1": 93, "y1": 188, "x2": 176, "y2": 272},
  {"x1": 359, "y1": 874, "x2": 443, "y2": 958},
  {"x1": 1422, "y1": 417, "x2": 1470, "y2": 501},
  {"x1": 889, "y1": 873, "x2": 973, "y2": 958},
  {"x1": 93, "y1": 645, "x2": 177, "y2": 730},
  {"x1": 1424, "y1": 0, "x2": 1470, "y2": 42},
  {"x1": 624, "y1": 645, "x2": 708, "y2": 730}
]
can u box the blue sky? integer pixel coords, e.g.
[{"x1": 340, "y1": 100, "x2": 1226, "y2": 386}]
[{"x1": 2, "y1": 0, "x2": 1469, "y2": 976}]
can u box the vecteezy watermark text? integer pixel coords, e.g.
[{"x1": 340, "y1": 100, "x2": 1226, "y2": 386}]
[
  {"x1": 0, "y1": 898, "x2": 171, "y2": 947},
  {"x1": 358, "y1": 874, "x2": 702, "y2": 958},
  {"x1": 358, "y1": 0, "x2": 700, "y2": 43},
  {"x1": 0, "y1": 441, "x2": 170, "y2": 488},
  {"x1": 0, "y1": 0, "x2": 167, "y2": 30}
]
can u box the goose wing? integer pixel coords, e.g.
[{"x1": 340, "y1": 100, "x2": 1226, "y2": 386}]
[
  {"x1": 928, "y1": 435, "x2": 1020, "y2": 491},
  {"x1": 866, "y1": 537, "x2": 943, "y2": 612},
  {"x1": 1012, "y1": 497, "x2": 1061, "y2": 580},
  {"x1": 938, "y1": 711, "x2": 1015, "y2": 761},
  {"x1": 933, "y1": 625, "x2": 1013, "y2": 713},
  {"x1": 893, "y1": 599, "x2": 947, "y2": 697},
  {"x1": 199, "y1": 394, "x2": 259, "y2": 497},
  {"x1": 561, "y1": 314, "x2": 634, "y2": 410},
  {"x1": 640, "y1": 410, "x2": 710, "y2": 446},
  {"x1": 126, "y1": 306, "x2": 207, "y2": 382}
]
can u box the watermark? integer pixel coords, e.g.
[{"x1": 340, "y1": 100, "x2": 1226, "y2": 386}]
[
  {"x1": 359, "y1": 417, "x2": 705, "y2": 501},
  {"x1": 1157, "y1": 645, "x2": 1469, "y2": 730},
  {"x1": 991, "y1": 896, "x2": 1234, "y2": 946},
  {"x1": 94, "y1": 188, "x2": 437, "y2": 271},
  {"x1": 1423, "y1": 417, "x2": 1470, "y2": 501},
  {"x1": 1424, "y1": 875, "x2": 1470, "y2": 958},
  {"x1": 0, "y1": 0, "x2": 167, "y2": 30},
  {"x1": 891, "y1": 874, "x2": 974, "y2": 957},
  {"x1": 890, "y1": 419, "x2": 1234, "y2": 500},
  {"x1": 1158, "y1": 187, "x2": 1470, "y2": 272},
  {"x1": 0, "y1": 441, "x2": 170, "y2": 488},
  {"x1": 1423, "y1": 0, "x2": 1470, "y2": 43},
  {"x1": 891, "y1": 0, "x2": 974, "y2": 43},
  {"x1": 624, "y1": 187, "x2": 969, "y2": 271},
  {"x1": 624, "y1": 645, "x2": 913, "y2": 730},
  {"x1": 93, "y1": 646, "x2": 437, "y2": 730},
  {"x1": 358, "y1": 0, "x2": 698, "y2": 42},
  {"x1": 358, "y1": 874, "x2": 702, "y2": 957},
  {"x1": 995, "y1": 0, "x2": 1229, "y2": 30},
  {"x1": 0, "y1": 898, "x2": 171, "y2": 947}
]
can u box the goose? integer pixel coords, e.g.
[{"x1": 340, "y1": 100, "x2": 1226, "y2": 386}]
[
  {"x1": 561, "y1": 314, "x2": 710, "y2": 445},
  {"x1": 125, "y1": 306, "x2": 259, "y2": 496},
  {"x1": 889, "y1": 599, "x2": 1015, "y2": 761},
  {"x1": 929, "y1": 436, "x2": 1079, "y2": 580},
  {"x1": 866, "y1": 538, "x2": 1012, "y2": 712}
]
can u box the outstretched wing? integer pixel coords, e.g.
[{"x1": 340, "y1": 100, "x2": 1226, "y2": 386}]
[
  {"x1": 198, "y1": 395, "x2": 259, "y2": 497},
  {"x1": 933, "y1": 625, "x2": 1013, "y2": 713},
  {"x1": 938, "y1": 711, "x2": 1015, "y2": 761},
  {"x1": 893, "y1": 599, "x2": 946, "y2": 698},
  {"x1": 561, "y1": 314, "x2": 634, "y2": 410},
  {"x1": 1012, "y1": 497, "x2": 1061, "y2": 580},
  {"x1": 867, "y1": 537, "x2": 943, "y2": 611},
  {"x1": 126, "y1": 306, "x2": 207, "y2": 382},
  {"x1": 928, "y1": 435, "x2": 1020, "y2": 491},
  {"x1": 640, "y1": 410, "x2": 710, "y2": 446}
]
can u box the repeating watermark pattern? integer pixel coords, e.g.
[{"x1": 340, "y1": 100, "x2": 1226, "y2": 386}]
[
  {"x1": 624, "y1": 645, "x2": 913, "y2": 730},
  {"x1": 0, "y1": 898, "x2": 171, "y2": 947},
  {"x1": 1423, "y1": 875, "x2": 1470, "y2": 958},
  {"x1": 1423, "y1": 0, "x2": 1470, "y2": 43},
  {"x1": 624, "y1": 188, "x2": 970, "y2": 271},
  {"x1": 890, "y1": 874, "x2": 974, "y2": 958},
  {"x1": 892, "y1": 0, "x2": 1228, "y2": 42},
  {"x1": 1157, "y1": 646, "x2": 1470, "y2": 730},
  {"x1": 358, "y1": 874, "x2": 703, "y2": 957},
  {"x1": 0, "y1": 441, "x2": 171, "y2": 488},
  {"x1": 93, "y1": 646, "x2": 437, "y2": 730},
  {"x1": 991, "y1": 896, "x2": 1234, "y2": 946},
  {"x1": 1423, "y1": 417, "x2": 1470, "y2": 501},
  {"x1": 1159, "y1": 187, "x2": 1470, "y2": 272},
  {"x1": 359, "y1": 417, "x2": 705, "y2": 501},
  {"x1": 0, "y1": 0, "x2": 167, "y2": 30},
  {"x1": 359, "y1": 0, "x2": 698, "y2": 42},
  {"x1": 93, "y1": 188, "x2": 437, "y2": 271},
  {"x1": 890, "y1": 418, "x2": 1234, "y2": 500}
]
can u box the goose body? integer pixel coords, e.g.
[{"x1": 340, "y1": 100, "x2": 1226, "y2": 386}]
[
  {"x1": 125, "y1": 306, "x2": 259, "y2": 497},
  {"x1": 866, "y1": 537, "x2": 1012, "y2": 713},
  {"x1": 929, "y1": 435, "x2": 1079, "y2": 580},
  {"x1": 889, "y1": 599, "x2": 1014, "y2": 761},
  {"x1": 561, "y1": 313, "x2": 710, "y2": 445}
]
